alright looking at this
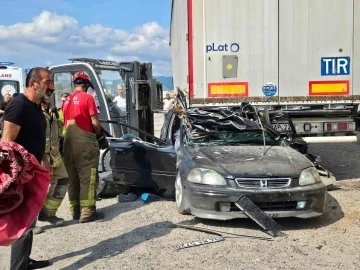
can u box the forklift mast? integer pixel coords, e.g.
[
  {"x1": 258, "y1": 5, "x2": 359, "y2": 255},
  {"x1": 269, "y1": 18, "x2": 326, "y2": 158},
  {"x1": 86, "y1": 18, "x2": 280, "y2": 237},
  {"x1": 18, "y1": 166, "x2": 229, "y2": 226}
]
[{"x1": 118, "y1": 61, "x2": 163, "y2": 141}]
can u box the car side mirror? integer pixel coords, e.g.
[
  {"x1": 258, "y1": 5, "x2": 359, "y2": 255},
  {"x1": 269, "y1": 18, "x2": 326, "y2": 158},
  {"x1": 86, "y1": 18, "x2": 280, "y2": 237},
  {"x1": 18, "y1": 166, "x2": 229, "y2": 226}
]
[{"x1": 290, "y1": 138, "x2": 308, "y2": 155}]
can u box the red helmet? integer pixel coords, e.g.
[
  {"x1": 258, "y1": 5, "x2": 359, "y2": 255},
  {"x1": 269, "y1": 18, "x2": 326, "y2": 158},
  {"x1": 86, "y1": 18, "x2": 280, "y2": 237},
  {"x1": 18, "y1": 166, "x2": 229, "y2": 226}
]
[{"x1": 73, "y1": 71, "x2": 90, "y2": 85}]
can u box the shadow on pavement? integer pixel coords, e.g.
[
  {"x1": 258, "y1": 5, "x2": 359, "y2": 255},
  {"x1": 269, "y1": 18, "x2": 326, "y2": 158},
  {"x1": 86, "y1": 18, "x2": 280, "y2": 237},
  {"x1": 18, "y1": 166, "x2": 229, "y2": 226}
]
[
  {"x1": 38, "y1": 198, "x2": 145, "y2": 231},
  {"x1": 181, "y1": 192, "x2": 343, "y2": 234},
  {"x1": 97, "y1": 199, "x2": 145, "y2": 223},
  {"x1": 50, "y1": 221, "x2": 174, "y2": 270},
  {"x1": 40, "y1": 219, "x2": 78, "y2": 231}
]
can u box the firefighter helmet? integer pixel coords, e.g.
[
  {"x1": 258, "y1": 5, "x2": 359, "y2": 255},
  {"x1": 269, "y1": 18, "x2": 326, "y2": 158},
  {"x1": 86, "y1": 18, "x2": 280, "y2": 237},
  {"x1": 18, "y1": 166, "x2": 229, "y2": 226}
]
[{"x1": 72, "y1": 71, "x2": 91, "y2": 85}]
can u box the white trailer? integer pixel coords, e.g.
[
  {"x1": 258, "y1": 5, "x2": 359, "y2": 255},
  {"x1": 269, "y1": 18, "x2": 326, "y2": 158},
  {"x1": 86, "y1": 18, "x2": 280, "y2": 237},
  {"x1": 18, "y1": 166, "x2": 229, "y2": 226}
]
[{"x1": 170, "y1": 0, "x2": 360, "y2": 143}]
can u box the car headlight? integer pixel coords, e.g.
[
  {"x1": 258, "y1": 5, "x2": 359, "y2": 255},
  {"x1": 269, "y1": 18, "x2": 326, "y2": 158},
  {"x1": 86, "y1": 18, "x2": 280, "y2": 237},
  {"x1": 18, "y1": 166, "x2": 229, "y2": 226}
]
[
  {"x1": 299, "y1": 167, "x2": 321, "y2": 186},
  {"x1": 187, "y1": 168, "x2": 227, "y2": 186}
]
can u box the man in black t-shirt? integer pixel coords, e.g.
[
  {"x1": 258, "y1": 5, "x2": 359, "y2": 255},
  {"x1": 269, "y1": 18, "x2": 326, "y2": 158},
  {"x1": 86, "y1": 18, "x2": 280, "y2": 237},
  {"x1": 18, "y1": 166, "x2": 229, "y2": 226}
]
[{"x1": 1, "y1": 67, "x2": 54, "y2": 270}]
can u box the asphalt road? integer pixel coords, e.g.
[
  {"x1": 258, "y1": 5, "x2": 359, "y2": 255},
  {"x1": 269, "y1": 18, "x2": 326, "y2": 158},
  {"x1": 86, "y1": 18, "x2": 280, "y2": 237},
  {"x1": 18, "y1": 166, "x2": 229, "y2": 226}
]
[{"x1": 309, "y1": 133, "x2": 360, "y2": 181}]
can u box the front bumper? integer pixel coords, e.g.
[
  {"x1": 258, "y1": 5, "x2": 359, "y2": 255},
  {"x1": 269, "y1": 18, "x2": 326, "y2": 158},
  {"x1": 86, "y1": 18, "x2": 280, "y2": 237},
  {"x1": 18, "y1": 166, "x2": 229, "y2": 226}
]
[{"x1": 182, "y1": 182, "x2": 327, "y2": 220}]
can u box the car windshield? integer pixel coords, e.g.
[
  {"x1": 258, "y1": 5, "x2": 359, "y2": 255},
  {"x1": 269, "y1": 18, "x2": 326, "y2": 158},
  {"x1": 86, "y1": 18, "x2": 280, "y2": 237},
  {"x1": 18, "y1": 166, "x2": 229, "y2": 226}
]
[{"x1": 187, "y1": 130, "x2": 285, "y2": 146}]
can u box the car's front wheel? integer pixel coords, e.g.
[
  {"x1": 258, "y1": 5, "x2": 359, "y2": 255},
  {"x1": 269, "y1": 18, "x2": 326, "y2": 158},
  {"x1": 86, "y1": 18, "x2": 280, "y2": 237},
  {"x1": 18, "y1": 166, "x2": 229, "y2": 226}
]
[
  {"x1": 102, "y1": 148, "x2": 111, "y2": 172},
  {"x1": 175, "y1": 172, "x2": 188, "y2": 215}
]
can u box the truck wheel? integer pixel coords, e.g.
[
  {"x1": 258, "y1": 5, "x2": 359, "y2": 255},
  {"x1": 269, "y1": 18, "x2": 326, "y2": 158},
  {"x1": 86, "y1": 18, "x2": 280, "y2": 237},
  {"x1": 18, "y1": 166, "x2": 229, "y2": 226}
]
[
  {"x1": 175, "y1": 172, "x2": 188, "y2": 215},
  {"x1": 102, "y1": 149, "x2": 111, "y2": 172}
]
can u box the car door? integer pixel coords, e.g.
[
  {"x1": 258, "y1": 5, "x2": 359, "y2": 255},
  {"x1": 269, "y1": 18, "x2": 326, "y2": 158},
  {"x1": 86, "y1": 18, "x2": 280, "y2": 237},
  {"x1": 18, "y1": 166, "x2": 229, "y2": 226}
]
[{"x1": 110, "y1": 119, "x2": 177, "y2": 191}]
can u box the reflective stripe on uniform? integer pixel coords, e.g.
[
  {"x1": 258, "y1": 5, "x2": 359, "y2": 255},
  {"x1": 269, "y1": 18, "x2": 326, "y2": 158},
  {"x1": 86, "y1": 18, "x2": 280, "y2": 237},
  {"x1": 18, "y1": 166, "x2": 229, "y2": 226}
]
[
  {"x1": 69, "y1": 200, "x2": 80, "y2": 207},
  {"x1": 80, "y1": 199, "x2": 96, "y2": 207},
  {"x1": 80, "y1": 167, "x2": 97, "y2": 207},
  {"x1": 43, "y1": 198, "x2": 62, "y2": 214},
  {"x1": 88, "y1": 167, "x2": 96, "y2": 202},
  {"x1": 51, "y1": 152, "x2": 63, "y2": 167}
]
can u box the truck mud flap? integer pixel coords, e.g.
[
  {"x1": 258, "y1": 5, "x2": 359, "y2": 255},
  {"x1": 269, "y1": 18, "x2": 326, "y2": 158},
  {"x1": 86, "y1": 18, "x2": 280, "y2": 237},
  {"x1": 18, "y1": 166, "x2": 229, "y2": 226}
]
[{"x1": 235, "y1": 195, "x2": 284, "y2": 237}]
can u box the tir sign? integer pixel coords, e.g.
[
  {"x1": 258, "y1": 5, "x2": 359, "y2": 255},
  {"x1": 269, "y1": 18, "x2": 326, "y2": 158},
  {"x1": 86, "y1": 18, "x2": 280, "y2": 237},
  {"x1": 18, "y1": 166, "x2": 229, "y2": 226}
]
[{"x1": 321, "y1": 57, "x2": 351, "y2": 76}]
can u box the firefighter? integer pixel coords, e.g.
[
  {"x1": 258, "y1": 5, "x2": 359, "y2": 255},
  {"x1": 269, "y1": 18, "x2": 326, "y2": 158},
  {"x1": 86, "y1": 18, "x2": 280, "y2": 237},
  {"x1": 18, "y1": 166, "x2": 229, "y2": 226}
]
[
  {"x1": 37, "y1": 95, "x2": 69, "y2": 225},
  {"x1": 62, "y1": 71, "x2": 108, "y2": 223},
  {"x1": 58, "y1": 92, "x2": 70, "y2": 158}
]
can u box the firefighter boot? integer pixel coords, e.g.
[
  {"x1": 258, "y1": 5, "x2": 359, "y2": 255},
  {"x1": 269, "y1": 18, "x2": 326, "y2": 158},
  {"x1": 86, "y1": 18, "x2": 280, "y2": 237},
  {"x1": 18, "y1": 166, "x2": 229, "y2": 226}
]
[
  {"x1": 70, "y1": 205, "x2": 80, "y2": 220},
  {"x1": 79, "y1": 206, "x2": 104, "y2": 223},
  {"x1": 38, "y1": 211, "x2": 65, "y2": 226}
]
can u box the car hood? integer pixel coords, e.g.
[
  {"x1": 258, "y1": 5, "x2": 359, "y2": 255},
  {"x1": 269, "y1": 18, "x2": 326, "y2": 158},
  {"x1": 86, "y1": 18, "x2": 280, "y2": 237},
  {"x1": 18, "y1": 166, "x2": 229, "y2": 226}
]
[{"x1": 184, "y1": 145, "x2": 313, "y2": 178}]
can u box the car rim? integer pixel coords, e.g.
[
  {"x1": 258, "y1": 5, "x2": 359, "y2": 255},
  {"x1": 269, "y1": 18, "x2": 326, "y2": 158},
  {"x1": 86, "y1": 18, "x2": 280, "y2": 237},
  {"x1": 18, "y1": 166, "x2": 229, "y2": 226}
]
[
  {"x1": 175, "y1": 175, "x2": 182, "y2": 208},
  {"x1": 103, "y1": 150, "x2": 111, "y2": 172}
]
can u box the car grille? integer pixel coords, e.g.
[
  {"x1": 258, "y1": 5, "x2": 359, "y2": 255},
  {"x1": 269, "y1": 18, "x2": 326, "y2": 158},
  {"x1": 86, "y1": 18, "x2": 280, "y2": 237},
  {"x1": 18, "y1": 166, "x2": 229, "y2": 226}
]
[
  {"x1": 235, "y1": 178, "x2": 291, "y2": 189},
  {"x1": 230, "y1": 201, "x2": 298, "y2": 211}
]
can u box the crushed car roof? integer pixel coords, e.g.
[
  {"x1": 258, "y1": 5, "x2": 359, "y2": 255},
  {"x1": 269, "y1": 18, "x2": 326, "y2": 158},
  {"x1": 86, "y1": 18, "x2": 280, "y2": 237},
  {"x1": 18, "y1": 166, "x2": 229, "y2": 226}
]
[{"x1": 172, "y1": 89, "x2": 279, "y2": 137}]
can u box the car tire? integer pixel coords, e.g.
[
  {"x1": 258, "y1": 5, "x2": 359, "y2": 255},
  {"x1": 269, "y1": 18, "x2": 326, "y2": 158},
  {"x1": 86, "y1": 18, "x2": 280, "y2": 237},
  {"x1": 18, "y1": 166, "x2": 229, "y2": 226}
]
[
  {"x1": 102, "y1": 149, "x2": 111, "y2": 172},
  {"x1": 175, "y1": 172, "x2": 188, "y2": 215}
]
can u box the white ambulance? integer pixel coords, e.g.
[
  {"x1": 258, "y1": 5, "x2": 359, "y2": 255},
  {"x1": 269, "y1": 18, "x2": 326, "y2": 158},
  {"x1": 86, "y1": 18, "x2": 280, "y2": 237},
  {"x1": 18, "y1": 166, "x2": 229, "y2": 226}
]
[{"x1": 0, "y1": 62, "x2": 26, "y2": 100}]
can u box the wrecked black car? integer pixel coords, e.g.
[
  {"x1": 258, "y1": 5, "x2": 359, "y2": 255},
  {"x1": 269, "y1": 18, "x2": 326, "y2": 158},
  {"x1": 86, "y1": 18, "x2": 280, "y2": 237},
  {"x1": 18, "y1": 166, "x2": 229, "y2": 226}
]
[{"x1": 107, "y1": 93, "x2": 328, "y2": 220}]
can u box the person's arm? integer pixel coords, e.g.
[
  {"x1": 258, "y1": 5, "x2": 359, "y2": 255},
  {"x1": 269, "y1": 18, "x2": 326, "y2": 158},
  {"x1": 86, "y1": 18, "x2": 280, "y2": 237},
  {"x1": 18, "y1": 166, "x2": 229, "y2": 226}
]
[
  {"x1": 90, "y1": 114, "x2": 102, "y2": 136},
  {"x1": 1, "y1": 121, "x2": 20, "y2": 142},
  {"x1": 42, "y1": 116, "x2": 52, "y2": 173},
  {"x1": 0, "y1": 103, "x2": 5, "y2": 115},
  {"x1": 44, "y1": 117, "x2": 51, "y2": 155},
  {"x1": 1, "y1": 101, "x2": 22, "y2": 142},
  {"x1": 42, "y1": 153, "x2": 52, "y2": 174},
  {"x1": 88, "y1": 96, "x2": 102, "y2": 136}
]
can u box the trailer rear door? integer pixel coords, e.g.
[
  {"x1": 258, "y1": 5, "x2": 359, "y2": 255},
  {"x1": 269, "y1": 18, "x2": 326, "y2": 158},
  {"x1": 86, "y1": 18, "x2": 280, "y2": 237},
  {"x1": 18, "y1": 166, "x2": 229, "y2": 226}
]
[
  {"x1": 188, "y1": 0, "x2": 358, "y2": 106},
  {"x1": 279, "y1": 0, "x2": 357, "y2": 103},
  {"x1": 189, "y1": 0, "x2": 279, "y2": 106}
]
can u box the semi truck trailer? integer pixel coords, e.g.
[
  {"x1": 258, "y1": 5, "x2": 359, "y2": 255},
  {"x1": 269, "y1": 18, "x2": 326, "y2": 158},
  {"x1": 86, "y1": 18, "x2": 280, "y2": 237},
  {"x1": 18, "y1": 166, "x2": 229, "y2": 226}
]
[{"x1": 170, "y1": 0, "x2": 360, "y2": 143}]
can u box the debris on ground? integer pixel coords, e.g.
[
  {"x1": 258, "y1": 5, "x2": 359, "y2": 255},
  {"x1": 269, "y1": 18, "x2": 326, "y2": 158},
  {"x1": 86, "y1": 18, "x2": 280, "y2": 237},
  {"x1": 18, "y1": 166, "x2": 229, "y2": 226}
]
[
  {"x1": 140, "y1": 193, "x2": 167, "y2": 203},
  {"x1": 172, "y1": 223, "x2": 273, "y2": 250},
  {"x1": 235, "y1": 195, "x2": 284, "y2": 237},
  {"x1": 117, "y1": 193, "x2": 138, "y2": 203},
  {"x1": 291, "y1": 245, "x2": 309, "y2": 256},
  {"x1": 97, "y1": 172, "x2": 130, "y2": 198}
]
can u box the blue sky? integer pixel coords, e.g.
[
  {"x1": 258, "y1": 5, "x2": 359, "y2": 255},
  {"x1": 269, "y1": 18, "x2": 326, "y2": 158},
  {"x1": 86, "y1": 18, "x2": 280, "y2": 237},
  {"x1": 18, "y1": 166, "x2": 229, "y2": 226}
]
[{"x1": 0, "y1": 0, "x2": 173, "y2": 76}]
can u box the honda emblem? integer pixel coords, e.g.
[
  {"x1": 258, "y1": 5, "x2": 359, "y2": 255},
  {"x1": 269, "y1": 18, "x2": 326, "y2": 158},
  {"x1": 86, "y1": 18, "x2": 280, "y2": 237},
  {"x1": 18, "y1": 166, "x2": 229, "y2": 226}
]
[{"x1": 260, "y1": 180, "x2": 268, "y2": 187}]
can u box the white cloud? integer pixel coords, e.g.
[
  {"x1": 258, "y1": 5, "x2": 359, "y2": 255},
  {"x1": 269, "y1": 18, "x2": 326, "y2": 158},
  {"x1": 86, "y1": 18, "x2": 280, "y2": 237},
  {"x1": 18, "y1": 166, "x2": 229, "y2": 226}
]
[
  {"x1": 0, "y1": 11, "x2": 77, "y2": 43},
  {"x1": 135, "y1": 21, "x2": 169, "y2": 39},
  {"x1": 0, "y1": 11, "x2": 172, "y2": 76}
]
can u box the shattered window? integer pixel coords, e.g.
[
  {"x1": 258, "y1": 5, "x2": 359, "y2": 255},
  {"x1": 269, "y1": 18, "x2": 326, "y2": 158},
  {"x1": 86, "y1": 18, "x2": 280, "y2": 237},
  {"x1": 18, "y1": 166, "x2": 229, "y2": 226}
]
[{"x1": 187, "y1": 130, "x2": 285, "y2": 146}]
